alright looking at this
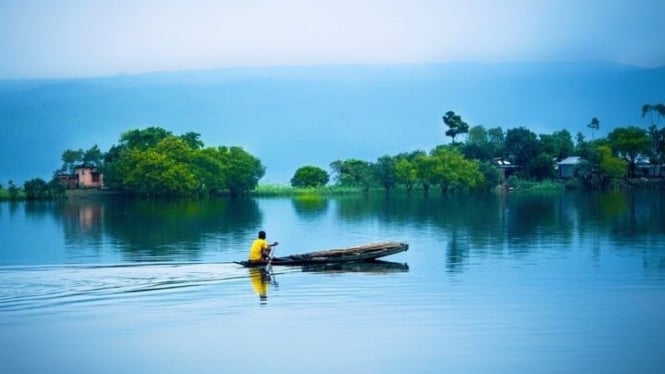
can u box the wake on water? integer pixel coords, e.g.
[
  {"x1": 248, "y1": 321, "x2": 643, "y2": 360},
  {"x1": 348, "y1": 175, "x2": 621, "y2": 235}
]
[{"x1": 0, "y1": 262, "x2": 295, "y2": 314}]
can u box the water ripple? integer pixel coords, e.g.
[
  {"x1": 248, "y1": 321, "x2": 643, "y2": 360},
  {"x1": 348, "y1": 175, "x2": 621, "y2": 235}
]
[{"x1": 0, "y1": 262, "x2": 297, "y2": 314}]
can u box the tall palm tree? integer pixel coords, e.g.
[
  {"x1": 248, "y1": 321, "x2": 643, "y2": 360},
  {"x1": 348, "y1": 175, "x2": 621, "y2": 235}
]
[{"x1": 588, "y1": 117, "x2": 599, "y2": 140}]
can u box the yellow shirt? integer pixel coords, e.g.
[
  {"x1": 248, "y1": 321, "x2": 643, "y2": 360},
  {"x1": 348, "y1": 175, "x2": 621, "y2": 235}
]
[{"x1": 248, "y1": 238, "x2": 269, "y2": 261}]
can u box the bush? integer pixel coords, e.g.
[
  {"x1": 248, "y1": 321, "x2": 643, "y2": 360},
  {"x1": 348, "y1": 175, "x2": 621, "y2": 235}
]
[{"x1": 291, "y1": 166, "x2": 329, "y2": 188}]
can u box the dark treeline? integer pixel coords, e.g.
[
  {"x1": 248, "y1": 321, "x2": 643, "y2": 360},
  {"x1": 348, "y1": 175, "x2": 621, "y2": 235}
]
[
  {"x1": 322, "y1": 106, "x2": 665, "y2": 193},
  {"x1": 3, "y1": 103, "x2": 664, "y2": 200}
]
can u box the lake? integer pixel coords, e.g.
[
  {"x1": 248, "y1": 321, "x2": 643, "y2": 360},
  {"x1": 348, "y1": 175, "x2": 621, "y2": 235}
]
[{"x1": 1, "y1": 191, "x2": 664, "y2": 373}]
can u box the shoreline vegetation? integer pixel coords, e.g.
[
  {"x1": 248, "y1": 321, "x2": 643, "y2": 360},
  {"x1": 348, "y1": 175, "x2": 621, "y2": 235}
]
[
  {"x1": 2, "y1": 102, "x2": 665, "y2": 201},
  {"x1": 2, "y1": 178, "x2": 664, "y2": 202}
]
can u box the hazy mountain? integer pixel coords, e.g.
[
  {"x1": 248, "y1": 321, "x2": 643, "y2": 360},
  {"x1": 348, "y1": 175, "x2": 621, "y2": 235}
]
[{"x1": 1, "y1": 62, "x2": 663, "y2": 185}]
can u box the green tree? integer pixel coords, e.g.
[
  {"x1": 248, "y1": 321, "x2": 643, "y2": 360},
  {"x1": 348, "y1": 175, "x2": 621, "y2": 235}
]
[
  {"x1": 47, "y1": 178, "x2": 67, "y2": 199},
  {"x1": 576, "y1": 145, "x2": 627, "y2": 189},
  {"x1": 527, "y1": 154, "x2": 555, "y2": 181},
  {"x1": 431, "y1": 146, "x2": 484, "y2": 193},
  {"x1": 180, "y1": 132, "x2": 205, "y2": 150},
  {"x1": 60, "y1": 149, "x2": 84, "y2": 174},
  {"x1": 462, "y1": 125, "x2": 492, "y2": 161},
  {"x1": 588, "y1": 117, "x2": 599, "y2": 140},
  {"x1": 649, "y1": 126, "x2": 665, "y2": 164},
  {"x1": 102, "y1": 127, "x2": 265, "y2": 197},
  {"x1": 330, "y1": 159, "x2": 375, "y2": 192},
  {"x1": 641, "y1": 104, "x2": 665, "y2": 163},
  {"x1": 374, "y1": 155, "x2": 397, "y2": 192},
  {"x1": 540, "y1": 130, "x2": 574, "y2": 161},
  {"x1": 504, "y1": 127, "x2": 541, "y2": 173},
  {"x1": 487, "y1": 127, "x2": 505, "y2": 159},
  {"x1": 607, "y1": 126, "x2": 650, "y2": 177},
  {"x1": 642, "y1": 103, "x2": 665, "y2": 127},
  {"x1": 477, "y1": 162, "x2": 500, "y2": 190},
  {"x1": 219, "y1": 146, "x2": 265, "y2": 196},
  {"x1": 291, "y1": 166, "x2": 329, "y2": 188},
  {"x1": 192, "y1": 147, "x2": 226, "y2": 194},
  {"x1": 120, "y1": 147, "x2": 198, "y2": 197},
  {"x1": 7, "y1": 180, "x2": 18, "y2": 200},
  {"x1": 82, "y1": 145, "x2": 104, "y2": 168},
  {"x1": 413, "y1": 153, "x2": 438, "y2": 195},
  {"x1": 119, "y1": 127, "x2": 173, "y2": 151},
  {"x1": 394, "y1": 152, "x2": 421, "y2": 193},
  {"x1": 442, "y1": 111, "x2": 470, "y2": 145},
  {"x1": 23, "y1": 178, "x2": 49, "y2": 200}
]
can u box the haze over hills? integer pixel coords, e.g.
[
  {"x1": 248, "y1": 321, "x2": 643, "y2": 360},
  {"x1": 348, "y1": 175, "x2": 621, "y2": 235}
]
[{"x1": 1, "y1": 62, "x2": 664, "y2": 185}]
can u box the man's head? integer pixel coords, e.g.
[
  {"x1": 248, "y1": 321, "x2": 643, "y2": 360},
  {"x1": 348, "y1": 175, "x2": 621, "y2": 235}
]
[{"x1": 258, "y1": 230, "x2": 266, "y2": 239}]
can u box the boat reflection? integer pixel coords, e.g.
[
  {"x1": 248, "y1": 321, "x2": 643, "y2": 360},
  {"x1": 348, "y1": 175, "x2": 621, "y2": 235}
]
[
  {"x1": 248, "y1": 260, "x2": 408, "y2": 304},
  {"x1": 300, "y1": 260, "x2": 409, "y2": 274}
]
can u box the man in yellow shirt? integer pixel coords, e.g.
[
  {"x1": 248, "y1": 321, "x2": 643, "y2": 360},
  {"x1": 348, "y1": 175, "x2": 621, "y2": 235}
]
[{"x1": 248, "y1": 230, "x2": 278, "y2": 263}]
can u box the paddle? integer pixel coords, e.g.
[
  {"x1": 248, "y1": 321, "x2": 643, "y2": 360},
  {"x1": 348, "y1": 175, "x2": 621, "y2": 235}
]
[{"x1": 266, "y1": 242, "x2": 279, "y2": 267}]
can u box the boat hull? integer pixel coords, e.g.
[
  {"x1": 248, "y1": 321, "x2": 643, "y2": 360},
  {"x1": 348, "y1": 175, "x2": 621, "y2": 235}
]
[{"x1": 236, "y1": 242, "x2": 408, "y2": 267}]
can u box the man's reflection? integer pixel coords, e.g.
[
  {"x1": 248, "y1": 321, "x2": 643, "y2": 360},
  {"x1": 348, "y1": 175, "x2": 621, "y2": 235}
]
[{"x1": 249, "y1": 268, "x2": 271, "y2": 304}]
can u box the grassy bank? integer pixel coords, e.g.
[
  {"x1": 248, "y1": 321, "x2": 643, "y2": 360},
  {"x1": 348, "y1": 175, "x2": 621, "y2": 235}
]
[
  {"x1": 0, "y1": 189, "x2": 26, "y2": 201},
  {"x1": 252, "y1": 184, "x2": 364, "y2": 197}
]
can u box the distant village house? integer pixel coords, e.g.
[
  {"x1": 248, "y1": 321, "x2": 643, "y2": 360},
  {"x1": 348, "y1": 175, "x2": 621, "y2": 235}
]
[
  {"x1": 556, "y1": 156, "x2": 581, "y2": 179},
  {"x1": 58, "y1": 165, "x2": 103, "y2": 189}
]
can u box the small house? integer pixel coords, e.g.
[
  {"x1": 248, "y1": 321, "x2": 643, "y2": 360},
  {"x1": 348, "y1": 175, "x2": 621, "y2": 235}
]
[
  {"x1": 557, "y1": 156, "x2": 581, "y2": 179},
  {"x1": 75, "y1": 166, "x2": 103, "y2": 188},
  {"x1": 58, "y1": 165, "x2": 104, "y2": 189}
]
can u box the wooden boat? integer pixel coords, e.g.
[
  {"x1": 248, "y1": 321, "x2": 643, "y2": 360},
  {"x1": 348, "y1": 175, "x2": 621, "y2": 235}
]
[{"x1": 236, "y1": 241, "x2": 408, "y2": 267}]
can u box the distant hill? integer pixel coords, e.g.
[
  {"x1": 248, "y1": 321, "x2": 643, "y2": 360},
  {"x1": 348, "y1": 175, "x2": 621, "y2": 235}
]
[{"x1": 1, "y1": 62, "x2": 663, "y2": 185}]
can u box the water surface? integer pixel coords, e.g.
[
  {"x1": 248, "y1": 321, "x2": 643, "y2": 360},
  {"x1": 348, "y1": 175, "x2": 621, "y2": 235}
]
[{"x1": 1, "y1": 191, "x2": 664, "y2": 373}]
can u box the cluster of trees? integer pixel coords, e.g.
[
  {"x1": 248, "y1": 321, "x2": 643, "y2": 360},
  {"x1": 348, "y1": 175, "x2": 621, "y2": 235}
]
[
  {"x1": 328, "y1": 147, "x2": 488, "y2": 194},
  {"x1": 294, "y1": 106, "x2": 664, "y2": 193},
  {"x1": 56, "y1": 127, "x2": 265, "y2": 197},
  {"x1": 0, "y1": 179, "x2": 66, "y2": 200}
]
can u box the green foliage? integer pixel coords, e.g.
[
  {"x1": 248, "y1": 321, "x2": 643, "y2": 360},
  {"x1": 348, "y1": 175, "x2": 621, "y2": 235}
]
[
  {"x1": 478, "y1": 161, "x2": 500, "y2": 189},
  {"x1": 505, "y1": 176, "x2": 564, "y2": 193},
  {"x1": 22, "y1": 178, "x2": 66, "y2": 200},
  {"x1": 254, "y1": 184, "x2": 359, "y2": 196},
  {"x1": 179, "y1": 132, "x2": 204, "y2": 149},
  {"x1": 442, "y1": 111, "x2": 470, "y2": 144},
  {"x1": 413, "y1": 152, "x2": 438, "y2": 194},
  {"x1": 505, "y1": 127, "x2": 541, "y2": 167},
  {"x1": 23, "y1": 178, "x2": 48, "y2": 199},
  {"x1": 527, "y1": 153, "x2": 555, "y2": 181},
  {"x1": 598, "y1": 145, "x2": 628, "y2": 180},
  {"x1": 82, "y1": 145, "x2": 104, "y2": 167},
  {"x1": 540, "y1": 129, "x2": 574, "y2": 161},
  {"x1": 291, "y1": 165, "x2": 329, "y2": 188},
  {"x1": 60, "y1": 149, "x2": 84, "y2": 174},
  {"x1": 394, "y1": 153, "x2": 420, "y2": 192},
  {"x1": 60, "y1": 145, "x2": 103, "y2": 174},
  {"x1": 119, "y1": 127, "x2": 173, "y2": 151},
  {"x1": 430, "y1": 146, "x2": 485, "y2": 193},
  {"x1": 330, "y1": 159, "x2": 375, "y2": 192},
  {"x1": 102, "y1": 127, "x2": 264, "y2": 197},
  {"x1": 607, "y1": 126, "x2": 650, "y2": 177},
  {"x1": 7, "y1": 180, "x2": 19, "y2": 200},
  {"x1": 588, "y1": 117, "x2": 600, "y2": 139},
  {"x1": 642, "y1": 103, "x2": 665, "y2": 126},
  {"x1": 649, "y1": 125, "x2": 665, "y2": 163},
  {"x1": 374, "y1": 156, "x2": 397, "y2": 192},
  {"x1": 220, "y1": 146, "x2": 265, "y2": 196},
  {"x1": 576, "y1": 145, "x2": 627, "y2": 190}
]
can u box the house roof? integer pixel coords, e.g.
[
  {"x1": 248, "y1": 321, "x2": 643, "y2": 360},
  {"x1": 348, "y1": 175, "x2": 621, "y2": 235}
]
[{"x1": 557, "y1": 156, "x2": 581, "y2": 165}]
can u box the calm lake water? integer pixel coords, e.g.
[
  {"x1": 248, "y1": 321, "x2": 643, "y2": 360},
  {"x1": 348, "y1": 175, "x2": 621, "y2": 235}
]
[{"x1": 1, "y1": 191, "x2": 664, "y2": 373}]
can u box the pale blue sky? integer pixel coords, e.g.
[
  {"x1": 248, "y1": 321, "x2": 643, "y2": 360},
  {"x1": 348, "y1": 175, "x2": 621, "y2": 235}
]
[{"x1": 1, "y1": 0, "x2": 664, "y2": 79}]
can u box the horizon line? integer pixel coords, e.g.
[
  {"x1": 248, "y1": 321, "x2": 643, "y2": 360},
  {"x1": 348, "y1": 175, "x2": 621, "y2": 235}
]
[{"x1": 2, "y1": 59, "x2": 664, "y2": 82}]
